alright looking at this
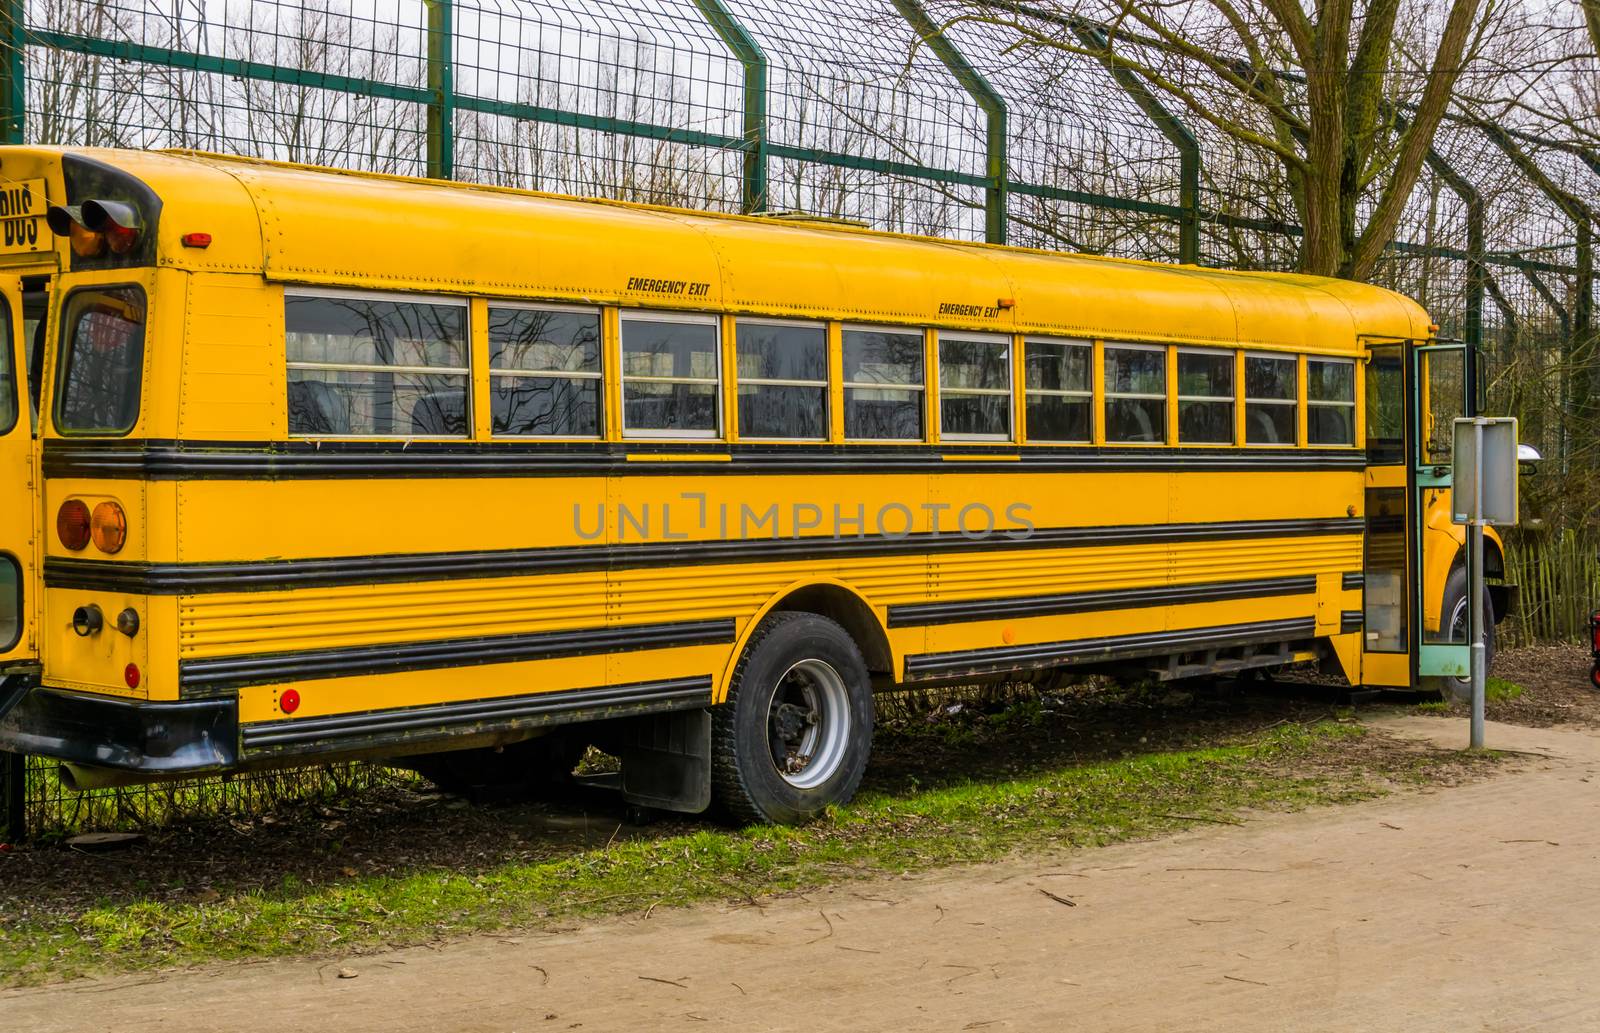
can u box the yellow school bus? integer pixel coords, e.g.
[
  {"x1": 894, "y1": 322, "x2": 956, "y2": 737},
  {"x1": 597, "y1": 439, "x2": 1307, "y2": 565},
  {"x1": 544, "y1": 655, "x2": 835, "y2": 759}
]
[{"x1": 0, "y1": 148, "x2": 1506, "y2": 823}]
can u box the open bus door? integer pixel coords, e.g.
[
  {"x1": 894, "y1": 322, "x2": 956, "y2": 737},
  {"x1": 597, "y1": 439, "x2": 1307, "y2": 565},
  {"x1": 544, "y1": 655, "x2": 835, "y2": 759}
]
[{"x1": 1358, "y1": 337, "x2": 1474, "y2": 688}]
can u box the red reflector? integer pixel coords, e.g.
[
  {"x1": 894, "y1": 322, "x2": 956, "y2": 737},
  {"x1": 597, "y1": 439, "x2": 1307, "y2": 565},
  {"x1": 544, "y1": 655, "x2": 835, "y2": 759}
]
[
  {"x1": 1591, "y1": 666, "x2": 1600, "y2": 690},
  {"x1": 280, "y1": 689, "x2": 301, "y2": 714},
  {"x1": 181, "y1": 232, "x2": 212, "y2": 249},
  {"x1": 124, "y1": 663, "x2": 141, "y2": 689},
  {"x1": 57, "y1": 500, "x2": 91, "y2": 551}
]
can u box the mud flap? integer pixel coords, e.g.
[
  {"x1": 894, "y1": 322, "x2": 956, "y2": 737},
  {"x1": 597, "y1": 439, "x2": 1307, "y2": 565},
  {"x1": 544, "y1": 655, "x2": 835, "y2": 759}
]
[{"x1": 614, "y1": 707, "x2": 712, "y2": 814}]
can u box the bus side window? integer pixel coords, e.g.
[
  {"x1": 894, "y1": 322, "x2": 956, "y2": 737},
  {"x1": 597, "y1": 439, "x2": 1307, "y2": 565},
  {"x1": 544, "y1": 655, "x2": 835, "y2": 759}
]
[
  {"x1": 1104, "y1": 344, "x2": 1166, "y2": 443},
  {"x1": 1307, "y1": 357, "x2": 1357, "y2": 446},
  {"x1": 1244, "y1": 353, "x2": 1297, "y2": 445},
  {"x1": 620, "y1": 312, "x2": 720, "y2": 438},
  {"x1": 735, "y1": 320, "x2": 827, "y2": 441},
  {"x1": 488, "y1": 304, "x2": 602, "y2": 438},
  {"x1": 938, "y1": 331, "x2": 1012, "y2": 441},
  {"x1": 842, "y1": 326, "x2": 924, "y2": 441},
  {"x1": 285, "y1": 293, "x2": 470, "y2": 438},
  {"x1": 1176, "y1": 348, "x2": 1234, "y2": 444},
  {"x1": 1024, "y1": 338, "x2": 1091, "y2": 443}
]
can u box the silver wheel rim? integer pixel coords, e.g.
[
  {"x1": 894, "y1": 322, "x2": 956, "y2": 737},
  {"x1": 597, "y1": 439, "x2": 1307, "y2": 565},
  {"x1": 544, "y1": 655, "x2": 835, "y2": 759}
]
[{"x1": 766, "y1": 658, "x2": 851, "y2": 790}]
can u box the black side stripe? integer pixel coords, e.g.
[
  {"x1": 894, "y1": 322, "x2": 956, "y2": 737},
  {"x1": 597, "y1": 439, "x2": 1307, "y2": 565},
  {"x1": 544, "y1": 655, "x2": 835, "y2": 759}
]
[
  {"x1": 42, "y1": 439, "x2": 1368, "y2": 480},
  {"x1": 47, "y1": 517, "x2": 1365, "y2": 596},
  {"x1": 886, "y1": 575, "x2": 1315, "y2": 629},
  {"x1": 179, "y1": 618, "x2": 735, "y2": 695},
  {"x1": 903, "y1": 617, "x2": 1317, "y2": 682},
  {"x1": 241, "y1": 676, "x2": 713, "y2": 759},
  {"x1": 1340, "y1": 610, "x2": 1363, "y2": 633},
  {"x1": 1342, "y1": 572, "x2": 1365, "y2": 591}
]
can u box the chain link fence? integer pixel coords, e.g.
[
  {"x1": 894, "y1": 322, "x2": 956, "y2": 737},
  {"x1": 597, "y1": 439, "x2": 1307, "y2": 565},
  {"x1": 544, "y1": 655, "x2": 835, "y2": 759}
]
[{"x1": 0, "y1": 0, "x2": 1596, "y2": 838}]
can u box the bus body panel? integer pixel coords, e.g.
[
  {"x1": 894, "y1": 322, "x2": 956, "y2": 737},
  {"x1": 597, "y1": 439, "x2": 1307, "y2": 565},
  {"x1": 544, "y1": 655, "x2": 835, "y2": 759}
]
[{"x1": 0, "y1": 146, "x2": 1503, "y2": 794}]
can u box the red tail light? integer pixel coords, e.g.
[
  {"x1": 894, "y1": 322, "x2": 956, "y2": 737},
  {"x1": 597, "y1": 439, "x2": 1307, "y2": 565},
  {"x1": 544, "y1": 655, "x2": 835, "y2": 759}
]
[{"x1": 56, "y1": 500, "x2": 91, "y2": 551}]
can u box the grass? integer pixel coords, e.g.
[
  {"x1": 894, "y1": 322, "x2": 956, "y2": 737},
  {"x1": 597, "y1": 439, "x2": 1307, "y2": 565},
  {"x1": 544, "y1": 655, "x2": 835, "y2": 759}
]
[
  {"x1": 0, "y1": 720, "x2": 1486, "y2": 988},
  {"x1": 1486, "y1": 676, "x2": 1526, "y2": 703}
]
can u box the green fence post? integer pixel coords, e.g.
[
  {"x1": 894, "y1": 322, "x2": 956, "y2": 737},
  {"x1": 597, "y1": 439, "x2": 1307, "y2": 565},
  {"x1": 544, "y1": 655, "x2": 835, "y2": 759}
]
[
  {"x1": 892, "y1": 0, "x2": 1007, "y2": 244},
  {"x1": 425, "y1": 0, "x2": 454, "y2": 179},
  {"x1": 0, "y1": 0, "x2": 23, "y2": 145},
  {"x1": 691, "y1": 0, "x2": 768, "y2": 213},
  {"x1": 1074, "y1": 24, "x2": 1199, "y2": 265}
]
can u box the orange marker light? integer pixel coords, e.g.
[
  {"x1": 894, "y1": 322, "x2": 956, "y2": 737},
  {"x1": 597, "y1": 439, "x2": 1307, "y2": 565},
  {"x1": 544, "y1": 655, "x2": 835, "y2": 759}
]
[
  {"x1": 67, "y1": 222, "x2": 105, "y2": 258},
  {"x1": 57, "y1": 500, "x2": 91, "y2": 551},
  {"x1": 91, "y1": 501, "x2": 127, "y2": 554},
  {"x1": 181, "y1": 232, "x2": 212, "y2": 249}
]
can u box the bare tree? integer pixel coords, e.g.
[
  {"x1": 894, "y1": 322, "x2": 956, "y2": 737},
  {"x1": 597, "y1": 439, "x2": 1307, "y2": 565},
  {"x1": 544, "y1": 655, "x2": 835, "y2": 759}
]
[{"x1": 931, "y1": 0, "x2": 1499, "y2": 280}]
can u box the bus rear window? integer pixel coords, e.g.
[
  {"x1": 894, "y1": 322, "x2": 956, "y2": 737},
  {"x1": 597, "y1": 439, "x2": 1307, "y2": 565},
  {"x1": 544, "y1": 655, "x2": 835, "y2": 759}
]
[
  {"x1": 56, "y1": 286, "x2": 146, "y2": 435},
  {"x1": 0, "y1": 299, "x2": 14, "y2": 436}
]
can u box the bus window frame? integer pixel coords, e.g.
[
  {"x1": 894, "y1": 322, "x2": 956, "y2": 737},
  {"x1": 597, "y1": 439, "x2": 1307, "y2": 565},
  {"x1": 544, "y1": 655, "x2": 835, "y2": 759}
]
[
  {"x1": 1174, "y1": 345, "x2": 1236, "y2": 446},
  {"x1": 1306, "y1": 354, "x2": 1359, "y2": 448},
  {"x1": 0, "y1": 290, "x2": 15, "y2": 437},
  {"x1": 936, "y1": 328, "x2": 1013, "y2": 443},
  {"x1": 840, "y1": 322, "x2": 928, "y2": 444},
  {"x1": 1022, "y1": 336, "x2": 1093, "y2": 444},
  {"x1": 733, "y1": 317, "x2": 830, "y2": 444},
  {"x1": 284, "y1": 285, "x2": 473, "y2": 441},
  {"x1": 53, "y1": 282, "x2": 148, "y2": 438},
  {"x1": 1102, "y1": 341, "x2": 1168, "y2": 446},
  {"x1": 618, "y1": 309, "x2": 723, "y2": 441},
  {"x1": 486, "y1": 298, "x2": 605, "y2": 441},
  {"x1": 1241, "y1": 349, "x2": 1299, "y2": 448}
]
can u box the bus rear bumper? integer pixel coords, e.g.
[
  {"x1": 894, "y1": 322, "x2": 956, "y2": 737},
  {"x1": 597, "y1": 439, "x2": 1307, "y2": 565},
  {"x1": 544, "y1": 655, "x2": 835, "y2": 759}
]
[{"x1": 0, "y1": 680, "x2": 238, "y2": 776}]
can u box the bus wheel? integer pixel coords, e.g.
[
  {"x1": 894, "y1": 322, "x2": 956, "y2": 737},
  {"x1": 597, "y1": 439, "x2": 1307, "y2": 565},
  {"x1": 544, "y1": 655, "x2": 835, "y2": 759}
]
[
  {"x1": 711, "y1": 611, "x2": 873, "y2": 826},
  {"x1": 1427, "y1": 567, "x2": 1495, "y2": 704},
  {"x1": 406, "y1": 733, "x2": 585, "y2": 798}
]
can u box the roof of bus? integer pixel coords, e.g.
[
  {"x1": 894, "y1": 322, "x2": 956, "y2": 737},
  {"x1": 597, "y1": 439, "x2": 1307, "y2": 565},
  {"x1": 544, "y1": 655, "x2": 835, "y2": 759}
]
[{"x1": 34, "y1": 147, "x2": 1431, "y2": 353}]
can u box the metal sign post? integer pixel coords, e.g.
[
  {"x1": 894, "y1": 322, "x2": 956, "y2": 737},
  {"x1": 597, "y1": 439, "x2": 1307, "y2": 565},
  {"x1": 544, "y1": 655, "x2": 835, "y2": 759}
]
[{"x1": 1451, "y1": 418, "x2": 1519, "y2": 750}]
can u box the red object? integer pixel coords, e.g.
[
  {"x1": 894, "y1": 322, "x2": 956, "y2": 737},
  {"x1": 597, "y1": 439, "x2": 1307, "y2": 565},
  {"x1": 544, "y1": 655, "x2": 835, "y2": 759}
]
[
  {"x1": 124, "y1": 663, "x2": 141, "y2": 689},
  {"x1": 280, "y1": 689, "x2": 301, "y2": 714},
  {"x1": 181, "y1": 232, "x2": 212, "y2": 249},
  {"x1": 56, "y1": 500, "x2": 91, "y2": 551},
  {"x1": 104, "y1": 223, "x2": 139, "y2": 254}
]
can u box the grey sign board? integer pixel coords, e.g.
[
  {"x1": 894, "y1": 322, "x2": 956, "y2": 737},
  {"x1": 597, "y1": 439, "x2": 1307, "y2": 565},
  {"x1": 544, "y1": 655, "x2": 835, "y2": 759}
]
[{"x1": 1452, "y1": 417, "x2": 1519, "y2": 526}]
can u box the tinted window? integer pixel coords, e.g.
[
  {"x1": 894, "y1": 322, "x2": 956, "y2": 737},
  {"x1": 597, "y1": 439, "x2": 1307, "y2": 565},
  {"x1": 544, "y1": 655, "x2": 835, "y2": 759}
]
[
  {"x1": 1365, "y1": 347, "x2": 1404, "y2": 463},
  {"x1": 737, "y1": 321, "x2": 827, "y2": 440},
  {"x1": 940, "y1": 336, "x2": 1010, "y2": 439},
  {"x1": 1104, "y1": 346, "x2": 1165, "y2": 444},
  {"x1": 1024, "y1": 340, "x2": 1091, "y2": 443},
  {"x1": 286, "y1": 294, "x2": 469, "y2": 437},
  {"x1": 1177, "y1": 350, "x2": 1233, "y2": 444},
  {"x1": 0, "y1": 299, "x2": 13, "y2": 435},
  {"x1": 1307, "y1": 357, "x2": 1356, "y2": 446},
  {"x1": 1245, "y1": 354, "x2": 1297, "y2": 446},
  {"x1": 490, "y1": 306, "x2": 602, "y2": 437},
  {"x1": 0, "y1": 554, "x2": 17, "y2": 652},
  {"x1": 57, "y1": 286, "x2": 146, "y2": 434},
  {"x1": 622, "y1": 316, "x2": 719, "y2": 435},
  {"x1": 843, "y1": 328, "x2": 924, "y2": 440}
]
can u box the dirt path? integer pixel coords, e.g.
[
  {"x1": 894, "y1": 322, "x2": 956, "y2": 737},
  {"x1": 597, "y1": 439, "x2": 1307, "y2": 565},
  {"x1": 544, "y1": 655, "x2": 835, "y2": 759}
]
[{"x1": 7, "y1": 716, "x2": 1599, "y2": 1032}]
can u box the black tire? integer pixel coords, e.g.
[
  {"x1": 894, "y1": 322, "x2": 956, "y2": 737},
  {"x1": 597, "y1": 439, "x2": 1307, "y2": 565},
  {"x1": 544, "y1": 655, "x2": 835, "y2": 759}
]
[
  {"x1": 1428, "y1": 566, "x2": 1496, "y2": 703},
  {"x1": 711, "y1": 611, "x2": 874, "y2": 826},
  {"x1": 406, "y1": 733, "x2": 585, "y2": 798}
]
